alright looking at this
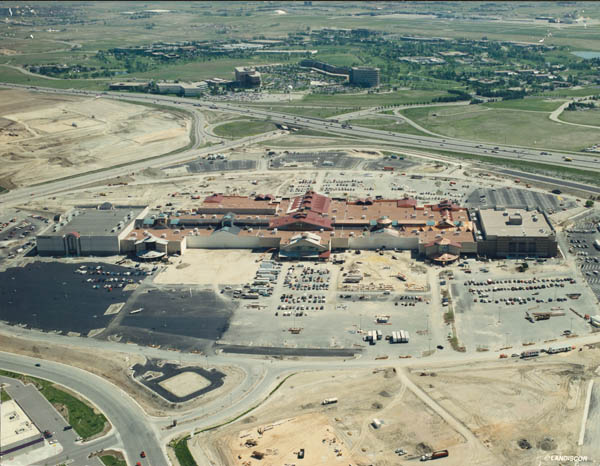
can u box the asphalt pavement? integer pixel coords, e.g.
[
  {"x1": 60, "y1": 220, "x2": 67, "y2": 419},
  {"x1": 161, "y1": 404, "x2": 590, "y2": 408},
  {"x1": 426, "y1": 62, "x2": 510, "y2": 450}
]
[
  {"x1": 0, "y1": 352, "x2": 167, "y2": 466},
  {"x1": 2, "y1": 83, "x2": 599, "y2": 210}
]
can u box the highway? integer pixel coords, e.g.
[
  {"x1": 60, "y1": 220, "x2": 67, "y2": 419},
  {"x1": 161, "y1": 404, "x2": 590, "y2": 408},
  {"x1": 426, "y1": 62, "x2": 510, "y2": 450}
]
[
  {"x1": 4, "y1": 322, "x2": 600, "y2": 466},
  {"x1": 0, "y1": 82, "x2": 599, "y2": 207},
  {"x1": 2, "y1": 82, "x2": 600, "y2": 464}
]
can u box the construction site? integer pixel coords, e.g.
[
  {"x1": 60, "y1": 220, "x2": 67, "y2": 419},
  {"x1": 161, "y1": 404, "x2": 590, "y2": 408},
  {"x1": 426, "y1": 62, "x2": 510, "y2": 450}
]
[
  {"x1": 0, "y1": 89, "x2": 190, "y2": 189},
  {"x1": 0, "y1": 82, "x2": 599, "y2": 466},
  {"x1": 194, "y1": 347, "x2": 600, "y2": 466}
]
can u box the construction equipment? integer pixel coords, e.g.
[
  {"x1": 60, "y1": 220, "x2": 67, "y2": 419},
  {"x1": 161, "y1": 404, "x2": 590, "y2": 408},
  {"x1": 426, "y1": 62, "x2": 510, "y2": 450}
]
[
  {"x1": 421, "y1": 449, "x2": 449, "y2": 461},
  {"x1": 322, "y1": 398, "x2": 338, "y2": 405}
]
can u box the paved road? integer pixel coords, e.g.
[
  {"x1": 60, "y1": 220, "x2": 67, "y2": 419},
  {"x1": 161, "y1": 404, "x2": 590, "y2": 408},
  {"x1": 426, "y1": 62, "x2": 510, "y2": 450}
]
[
  {"x1": 496, "y1": 169, "x2": 600, "y2": 195},
  {"x1": 3, "y1": 82, "x2": 600, "y2": 462},
  {"x1": 0, "y1": 375, "x2": 104, "y2": 466},
  {"x1": 2, "y1": 83, "x2": 599, "y2": 181},
  {"x1": 119, "y1": 91, "x2": 600, "y2": 173},
  {"x1": 3, "y1": 316, "x2": 600, "y2": 464},
  {"x1": 0, "y1": 352, "x2": 167, "y2": 466},
  {"x1": 0, "y1": 83, "x2": 598, "y2": 211}
]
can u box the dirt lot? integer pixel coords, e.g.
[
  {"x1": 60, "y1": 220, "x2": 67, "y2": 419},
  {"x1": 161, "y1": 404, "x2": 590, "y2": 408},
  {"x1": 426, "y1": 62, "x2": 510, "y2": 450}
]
[
  {"x1": 0, "y1": 329, "x2": 243, "y2": 416},
  {"x1": 197, "y1": 368, "x2": 472, "y2": 466},
  {"x1": 159, "y1": 371, "x2": 211, "y2": 398},
  {"x1": 196, "y1": 351, "x2": 600, "y2": 466},
  {"x1": 0, "y1": 89, "x2": 190, "y2": 188},
  {"x1": 223, "y1": 414, "x2": 351, "y2": 465},
  {"x1": 155, "y1": 250, "x2": 260, "y2": 286},
  {"x1": 340, "y1": 250, "x2": 429, "y2": 292},
  {"x1": 408, "y1": 351, "x2": 599, "y2": 466}
]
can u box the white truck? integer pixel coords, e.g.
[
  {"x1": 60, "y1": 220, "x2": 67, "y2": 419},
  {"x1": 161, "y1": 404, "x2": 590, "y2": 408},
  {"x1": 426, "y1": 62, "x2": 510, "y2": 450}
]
[
  {"x1": 390, "y1": 330, "x2": 409, "y2": 344},
  {"x1": 322, "y1": 397, "x2": 338, "y2": 405},
  {"x1": 364, "y1": 330, "x2": 376, "y2": 345}
]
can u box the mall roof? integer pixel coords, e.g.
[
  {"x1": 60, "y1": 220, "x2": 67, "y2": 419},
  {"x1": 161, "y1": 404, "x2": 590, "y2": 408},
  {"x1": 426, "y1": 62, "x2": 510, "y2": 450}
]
[
  {"x1": 289, "y1": 191, "x2": 331, "y2": 214},
  {"x1": 52, "y1": 207, "x2": 143, "y2": 237},
  {"x1": 269, "y1": 211, "x2": 333, "y2": 230},
  {"x1": 478, "y1": 208, "x2": 554, "y2": 238}
]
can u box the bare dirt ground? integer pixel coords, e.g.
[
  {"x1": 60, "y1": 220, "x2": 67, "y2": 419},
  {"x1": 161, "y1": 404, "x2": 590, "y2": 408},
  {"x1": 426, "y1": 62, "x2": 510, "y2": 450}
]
[
  {"x1": 197, "y1": 368, "x2": 472, "y2": 466},
  {"x1": 159, "y1": 371, "x2": 211, "y2": 398},
  {"x1": 155, "y1": 250, "x2": 260, "y2": 286},
  {"x1": 0, "y1": 329, "x2": 243, "y2": 416},
  {"x1": 340, "y1": 250, "x2": 428, "y2": 292},
  {"x1": 0, "y1": 89, "x2": 190, "y2": 188},
  {"x1": 408, "y1": 350, "x2": 600, "y2": 466},
  {"x1": 197, "y1": 351, "x2": 600, "y2": 466},
  {"x1": 223, "y1": 414, "x2": 352, "y2": 465}
]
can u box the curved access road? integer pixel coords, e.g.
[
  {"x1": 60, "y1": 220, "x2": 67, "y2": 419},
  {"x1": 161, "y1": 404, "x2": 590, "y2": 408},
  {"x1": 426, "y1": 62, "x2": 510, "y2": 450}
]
[
  {"x1": 0, "y1": 351, "x2": 168, "y2": 466},
  {"x1": 550, "y1": 100, "x2": 600, "y2": 129}
]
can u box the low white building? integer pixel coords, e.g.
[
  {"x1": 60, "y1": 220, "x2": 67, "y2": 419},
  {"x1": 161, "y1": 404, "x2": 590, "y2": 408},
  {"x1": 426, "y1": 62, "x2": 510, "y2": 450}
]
[{"x1": 156, "y1": 81, "x2": 208, "y2": 96}]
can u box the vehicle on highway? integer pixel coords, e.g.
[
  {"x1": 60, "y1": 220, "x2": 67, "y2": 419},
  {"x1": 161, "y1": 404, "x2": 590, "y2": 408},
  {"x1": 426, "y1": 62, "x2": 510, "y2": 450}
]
[
  {"x1": 141, "y1": 451, "x2": 146, "y2": 458},
  {"x1": 35, "y1": 363, "x2": 41, "y2": 367}
]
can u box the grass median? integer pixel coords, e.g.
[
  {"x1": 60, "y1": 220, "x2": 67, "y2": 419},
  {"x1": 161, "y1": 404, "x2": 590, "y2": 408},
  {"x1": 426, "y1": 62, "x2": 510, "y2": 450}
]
[
  {"x1": 172, "y1": 436, "x2": 196, "y2": 466},
  {"x1": 0, "y1": 369, "x2": 107, "y2": 440},
  {"x1": 415, "y1": 147, "x2": 600, "y2": 187},
  {"x1": 213, "y1": 119, "x2": 278, "y2": 138},
  {"x1": 99, "y1": 455, "x2": 127, "y2": 466}
]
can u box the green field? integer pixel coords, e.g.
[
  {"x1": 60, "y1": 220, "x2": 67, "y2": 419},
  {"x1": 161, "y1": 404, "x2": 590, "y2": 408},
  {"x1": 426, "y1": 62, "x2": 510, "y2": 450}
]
[
  {"x1": 348, "y1": 117, "x2": 429, "y2": 136},
  {"x1": 3, "y1": 3, "x2": 600, "y2": 52},
  {"x1": 1, "y1": 389, "x2": 11, "y2": 402},
  {"x1": 558, "y1": 108, "x2": 600, "y2": 127},
  {"x1": 293, "y1": 128, "x2": 343, "y2": 138},
  {"x1": 483, "y1": 98, "x2": 566, "y2": 112},
  {"x1": 300, "y1": 89, "x2": 449, "y2": 108},
  {"x1": 400, "y1": 105, "x2": 600, "y2": 152},
  {"x1": 0, "y1": 369, "x2": 107, "y2": 440},
  {"x1": 99, "y1": 455, "x2": 127, "y2": 466},
  {"x1": 173, "y1": 436, "x2": 197, "y2": 466},
  {"x1": 213, "y1": 119, "x2": 277, "y2": 138},
  {"x1": 0, "y1": 66, "x2": 106, "y2": 90},
  {"x1": 244, "y1": 90, "x2": 450, "y2": 110},
  {"x1": 245, "y1": 104, "x2": 354, "y2": 119},
  {"x1": 127, "y1": 56, "x2": 279, "y2": 81},
  {"x1": 539, "y1": 87, "x2": 600, "y2": 98},
  {"x1": 419, "y1": 147, "x2": 600, "y2": 186},
  {"x1": 259, "y1": 135, "x2": 355, "y2": 148}
]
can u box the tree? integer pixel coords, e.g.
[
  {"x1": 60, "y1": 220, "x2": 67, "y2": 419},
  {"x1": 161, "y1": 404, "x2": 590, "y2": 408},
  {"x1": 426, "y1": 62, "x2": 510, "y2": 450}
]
[{"x1": 585, "y1": 200, "x2": 594, "y2": 208}]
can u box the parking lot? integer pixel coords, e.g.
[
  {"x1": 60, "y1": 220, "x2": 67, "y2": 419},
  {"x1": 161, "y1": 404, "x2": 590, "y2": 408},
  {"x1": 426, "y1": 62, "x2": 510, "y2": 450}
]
[
  {"x1": 0, "y1": 212, "x2": 50, "y2": 262},
  {"x1": 0, "y1": 375, "x2": 102, "y2": 465},
  {"x1": 365, "y1": 156, "x2": 417, "y2": 171},
  {"x1": 452, "y1": 269, "x2": 595, "y2": 351},
  {"x1": 464, "y1": 186, "x2": 574, "y2": 212},
  {"x1": 567, "y1": 218, "x2": 600, "y2": 300},
  {"x1": 0, "y1": 262, "x2": 145, "y2": 335},
  {"x1": 174, "y1": 158, "x2": 257, "y2": 173},
  {"x1": 215, "y1": 259, "x2": 439, "y2": 358},
  {"x1": 269, "y1": 151, "x2": 360, "y2": 170},
  {"x1": 321, "y1": 174, "x2": 373, "y2": 195},
  {"x1": 284, "y1": 176, "x2": 317, "y2": 196}
]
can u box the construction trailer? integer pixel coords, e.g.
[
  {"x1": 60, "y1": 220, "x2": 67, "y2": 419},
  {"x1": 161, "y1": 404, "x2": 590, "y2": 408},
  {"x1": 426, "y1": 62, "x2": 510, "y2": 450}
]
[{"x1": 390, "y1": 330, "x2": 410, "y2": 343}]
